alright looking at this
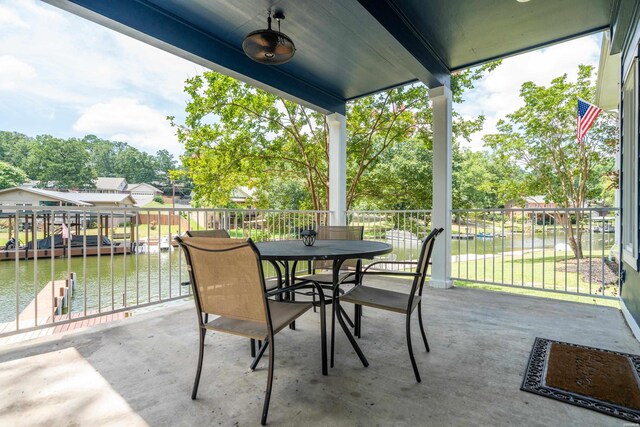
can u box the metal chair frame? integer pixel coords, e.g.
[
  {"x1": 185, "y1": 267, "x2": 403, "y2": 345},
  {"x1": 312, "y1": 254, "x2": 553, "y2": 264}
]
[
  {"x1": 176, "y1": 236, "x2": 327, "y2": 425},
  {"x1": 335, "y1": 228, "x2": 443, "y2": 382}
]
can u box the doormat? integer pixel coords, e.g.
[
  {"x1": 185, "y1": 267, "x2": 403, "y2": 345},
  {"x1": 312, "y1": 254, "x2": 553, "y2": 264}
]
[{"x1": 521, "y1": 337, "x2": 640, "y2": 423}]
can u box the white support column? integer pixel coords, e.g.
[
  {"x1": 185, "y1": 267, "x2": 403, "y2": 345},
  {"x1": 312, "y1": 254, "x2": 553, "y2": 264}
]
[
  {"x1": 327, "y1": 112, "x2": 347, "y2": 225},
  {"x1": 429, "y1": 85, "x2": 453, "y2": 288}
]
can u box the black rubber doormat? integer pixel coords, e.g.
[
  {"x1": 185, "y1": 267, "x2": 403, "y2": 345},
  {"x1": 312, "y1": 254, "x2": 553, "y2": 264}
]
[{"x1": 521, "y1": 337, "x2": 640, "y2": 423}]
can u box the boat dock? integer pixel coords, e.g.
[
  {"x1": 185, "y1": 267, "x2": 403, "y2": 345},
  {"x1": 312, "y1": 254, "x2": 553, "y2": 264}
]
[
  {"x1": 452, "y1": 234, "x2": 475, "y2": 240},
  {"x1": 18, "y1": 273, "x2": 76, "y2": 325},
  {"x1": 0, "y1": 245, "x2": 131, "y2": 261}
]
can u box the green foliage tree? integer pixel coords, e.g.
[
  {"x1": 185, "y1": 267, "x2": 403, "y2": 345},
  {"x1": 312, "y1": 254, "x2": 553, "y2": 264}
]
[
  {"x1": 0, "y1": 131, "x2": 187, "y2": 191},
  {"x1": 0, "y1": 131, "x2": 33, "y2": 170},
  {"x1": 113, "y1": 146, "x2": 158, "y2": 184},
  {"x1": 23, "y1": 135, "x2": 95, "y2": 190},
  {"x1": 252, "y1": 178, "x2": 310, "y2": 210},
  {"x1": 171, "y1": 62, "x2": 499, "y2": 210},
  {"x1": 0, "y1": 161, "x2": 28, "y2": 189},
  {"x1": 356, "y1": 138, "x2": 432, "y2": 210},
  {"x1": 453, "y1": 149, "x2": 525, "y2": 209},
  {"x1": 484, "y1": 65, "x2": 618, "y2": 258}
]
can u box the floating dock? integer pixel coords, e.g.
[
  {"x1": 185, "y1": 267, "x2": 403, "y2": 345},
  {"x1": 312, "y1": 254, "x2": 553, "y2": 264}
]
[
  {"x1": 452, "y1": 234, "x2": 475, "y2": 240},
  {"x1": 19, "y1": 273, "x2": 76, "y2": 326}
]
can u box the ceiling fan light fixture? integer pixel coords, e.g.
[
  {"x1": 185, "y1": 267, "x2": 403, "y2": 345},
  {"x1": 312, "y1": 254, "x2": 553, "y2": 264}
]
[{"x1": 243, "y1": 10, "x2": 296, "y2": 65}]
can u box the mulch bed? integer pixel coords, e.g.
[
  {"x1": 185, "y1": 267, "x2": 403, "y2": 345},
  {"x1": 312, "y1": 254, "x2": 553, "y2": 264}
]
[{"x1": 556, "y1": 257, "x2": 619, "y2": 286}]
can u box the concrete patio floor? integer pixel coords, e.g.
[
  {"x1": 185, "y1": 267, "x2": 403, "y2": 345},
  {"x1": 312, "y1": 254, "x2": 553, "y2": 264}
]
[{"x1": 0, "y1": 279, "x2": 638, "y2": 426}]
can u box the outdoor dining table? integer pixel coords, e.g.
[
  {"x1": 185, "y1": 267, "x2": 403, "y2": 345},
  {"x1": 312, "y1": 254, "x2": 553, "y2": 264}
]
[{"x1": 255, "y1": 239, "x2": 393, "y2": 374}]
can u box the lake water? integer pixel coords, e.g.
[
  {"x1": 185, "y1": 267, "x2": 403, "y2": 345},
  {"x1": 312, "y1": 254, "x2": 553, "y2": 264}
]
[
  {"x1": 0, "y1": 251, "x2": 188, "y2": 323},
  {"x1": 0, "y1": 231, "x2": 618, "y2": 323}
]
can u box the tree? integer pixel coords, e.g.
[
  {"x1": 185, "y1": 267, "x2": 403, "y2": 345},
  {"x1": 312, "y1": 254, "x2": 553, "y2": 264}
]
[
  {"x1": 453, "y1": 149, "x2": 525, "y2": 209},
  {"x1": 0, "y1": 131, "x2": 33, "y2": 171},
  {"x1": 356, "y1": 137, "x2": 432, "y2": 210},
  {"x1": 0, "y1": 161, "x2": 28, "y2": 189},
  {"x1": 23, "y1": 135, "x2": 95, "y2": 189},
  {"x1": 171, "y1": 62, "x2": 498, "y2": 210},
  {"x1": 113, "y1": 147, "x2": 159, "y2": 184},
  {"x1": 484, "y1": 65, "x2": 618, "y2": 259}
]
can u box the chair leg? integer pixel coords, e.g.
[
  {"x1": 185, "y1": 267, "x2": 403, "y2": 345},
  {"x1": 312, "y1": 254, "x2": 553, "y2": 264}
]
[
  {"x1": 289, "y1": 290, "x2": 296, "y2": 330},
  {"x1": 192, "y1": 327, "x2": 206, "y2": 399},
  {"x1": 251, "y1": 339, "x2": 269, "y2": 371},
  {"x1": 339, "y1": 304, "x2": 355, "y2": 328},
  {"x1": 261, "y1": 338, "x2": 275, "y2": 426},
  {"x1": 354, "y1": 305, "x2": 362, "y2": 338},
  {"x1": 406, "y1": 314, "x2": 421, "y2": 383},
  {"x1": 417, "y1": 302, "x2": 430, "y2": 352},
  {"x1": 250, "y1": 339, "x2": 256, "y2": 358},
  {"x1": 336, "y1": 299, "x2": 369, "y2": 368},
  {"x1": 319, "y1": 298, "x2": 328, "y2": 375},
  {"x1": 330, "y1": 301, "x2": 336, "y2": 368}
]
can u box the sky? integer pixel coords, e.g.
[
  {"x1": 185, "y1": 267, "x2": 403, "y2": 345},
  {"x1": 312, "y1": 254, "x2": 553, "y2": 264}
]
[{"x1": 0, "y1": 1, "x2": 602, "y2": 157}]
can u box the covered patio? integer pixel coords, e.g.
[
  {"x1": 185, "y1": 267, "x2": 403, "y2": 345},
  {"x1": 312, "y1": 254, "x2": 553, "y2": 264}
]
[
  {"x1": 41, "y1": 0, "x2": 616, "y2": 289},
  {"x1": 2, "y1": 0, "x2": 633, "y2": 425},
  {"x1": 0, "y1": 278, "x2": 635, "y2": 426}
]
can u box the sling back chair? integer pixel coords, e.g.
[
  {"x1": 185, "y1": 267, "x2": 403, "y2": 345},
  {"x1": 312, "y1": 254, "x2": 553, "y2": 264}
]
[
  {"x1": 186, "y1": 228, "x2": 276, "y2": 358},
  {"x1": 293, "y1": 225, "x2": 364, "y2": 288},
  {"x1": 175, "y1": 236, "x2": 327, "y2": 425},
  {"x1": 291, "y1": 225, "x2": 363, "y2": 366},
  {"x1": 335, "y1": 227, "x2": 443, "y2": 382},
  {"x1": 186, "y1": 229, "x2": 231, "y2": 238}
]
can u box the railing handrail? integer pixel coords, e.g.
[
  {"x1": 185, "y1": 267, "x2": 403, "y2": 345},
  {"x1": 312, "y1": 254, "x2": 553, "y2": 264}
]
[
  {"x1": 0, "y1": 205, "x2": 331, "y2": 214},
  {"x1": 451, "y1": 207, "x2": 618, "y2": 213},
  {"x1": 347, "y1": 209, "x2": 432, "y2": 213}
]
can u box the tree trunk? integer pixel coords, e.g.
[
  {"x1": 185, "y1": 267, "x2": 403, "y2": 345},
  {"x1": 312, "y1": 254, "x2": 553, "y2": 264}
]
[
  {"x1": 555, "y1": 211, "x2": 584, "y2": 260},
  {"x1": 568, "y1": 234, "x2": 583, "y2": 260}
]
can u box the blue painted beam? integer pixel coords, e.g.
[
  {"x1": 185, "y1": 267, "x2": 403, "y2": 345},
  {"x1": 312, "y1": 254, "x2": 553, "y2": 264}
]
[
  {"x1": 356, "y1": 0, "x2": 450, "y2": 88},
  {"x1": 53, "y1": 0, "x2": 347, "y2": 115}
]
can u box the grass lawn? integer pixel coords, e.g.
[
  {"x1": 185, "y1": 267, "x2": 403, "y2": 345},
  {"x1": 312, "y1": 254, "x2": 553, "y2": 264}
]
[{"x1": 451, "y1": 249, "x2": 619, "y2": 299}]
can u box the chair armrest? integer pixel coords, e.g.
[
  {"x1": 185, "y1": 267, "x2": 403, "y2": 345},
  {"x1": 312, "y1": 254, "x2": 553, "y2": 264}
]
[
  {"x1": 363, "y1": 260, "x2": 417, "y2": 273},
  {"x1": 266, "y1": 280, "x2": 326, "y2": 305},
  {"x1": 337, "y1": 269, "x2": 420, "y2": 285}
]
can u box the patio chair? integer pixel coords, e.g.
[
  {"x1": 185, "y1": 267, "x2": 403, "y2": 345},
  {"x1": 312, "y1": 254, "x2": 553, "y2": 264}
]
[
  {"x1": 293, "y1": 225, "x2": 364, "y2": 310},
  {"x1": 294, "y1": 225, "x2": 364, "y2": 286},
  {"x1": 335, "y1": 227, "x2": 443, "y2": 382},
  {"x1": 185, "y1": 228, "x2": 267, "y2": 357},
  {"x1": 175, "y1": 236, "x2": 326, "y2": 425},
  {"x1": 291, "y1": 225, "x2": 363, "y2": 364},
  {"x1": 185, "y1": 229, "x2": 230, "y2": 238}
]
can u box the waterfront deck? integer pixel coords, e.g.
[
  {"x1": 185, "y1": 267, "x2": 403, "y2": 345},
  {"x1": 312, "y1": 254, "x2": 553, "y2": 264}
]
[{"x1": 0, "y1": 279, "x2": 637, "y2": 426}]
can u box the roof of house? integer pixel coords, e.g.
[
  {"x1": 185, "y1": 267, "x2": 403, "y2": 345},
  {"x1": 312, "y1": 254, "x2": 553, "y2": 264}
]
[
  {"x1": 95, "y1": 177, "x2": 127, "y2": 191},
  {"x1": 59, "y1": 192, "x2": 136, "y2": 205},
  {"x1": 231, "y1": 186, "x2": 255, "y2": 202},
  {"x1": 128, "y1": 183, "x2": 162, "y2": 193},
  {"x1": 0, "y1": 187, "x2": 136, "y2": 206},
  {"x1": 524, "y1": 196, "x2": 547, "y2": 204},
  {"x1": 0, "y1": 187, "x2": 91, "y2": 206}
]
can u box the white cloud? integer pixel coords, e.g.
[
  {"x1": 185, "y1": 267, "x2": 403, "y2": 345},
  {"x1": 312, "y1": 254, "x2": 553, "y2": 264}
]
[
  {"x1": 0, "y1": 55, "x2": 36, "y2": 90},
  {"x1": 0, "y1": 0, "x2": 205, "y2": 154},
  {"x1": 0, "y1": 5, "x2": 29, "y2": 29},
  {"x1": 74, "y1": 98, "x2": 180, "y2": 155},
  {"x1": 457, "y1": 35, "x2": 602, "y2": 151}
]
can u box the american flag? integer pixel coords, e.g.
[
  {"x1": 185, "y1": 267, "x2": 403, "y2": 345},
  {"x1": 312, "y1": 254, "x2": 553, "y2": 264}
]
[{"x1": 577, "y1": 98, "x2": 602, "y2": 143}]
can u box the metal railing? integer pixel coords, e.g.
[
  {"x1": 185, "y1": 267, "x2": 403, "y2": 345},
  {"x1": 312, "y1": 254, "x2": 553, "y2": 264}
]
[
  {"x1": 0, "y1": 206, "x2": 329, "y2": 337},
  {"x1": 449, "y1": 207, "x2": 619, "y2": 299},
  {"x1": 349, "y1": 208, "x2": 619, "y2": 299},
  {"x1": 0, "y1": 205, "x2": 619, "y2": 337}
]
